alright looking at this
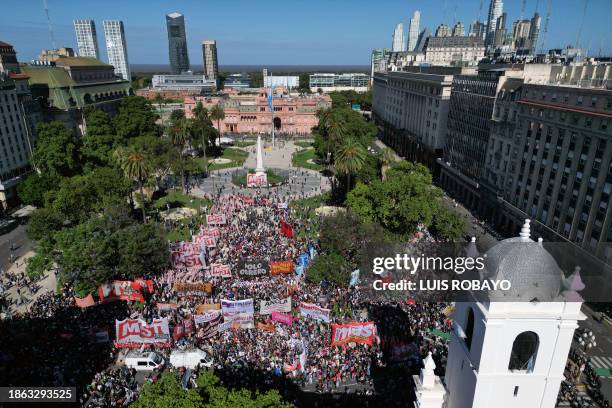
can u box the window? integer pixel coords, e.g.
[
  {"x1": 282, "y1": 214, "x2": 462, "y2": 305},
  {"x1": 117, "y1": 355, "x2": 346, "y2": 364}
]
[
  {"x1": 508, "y1": 331, "x2": 539, "y2": 372},
  {"x1": 137, "y1": 361, "x2": 147, "y2": 366},
  {"x1": 514, "y1": 386, "x2": 519, "y2": 397}
]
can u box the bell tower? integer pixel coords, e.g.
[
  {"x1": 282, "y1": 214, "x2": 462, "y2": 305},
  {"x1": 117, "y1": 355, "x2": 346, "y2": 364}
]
[{"x1": 444, "y1": 220, "x2": 586, "y2": 408}]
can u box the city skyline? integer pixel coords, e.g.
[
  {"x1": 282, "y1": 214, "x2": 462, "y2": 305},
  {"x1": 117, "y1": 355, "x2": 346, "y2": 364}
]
[{"x1": 0, "y1": 0, "x2": 610, "y2": 65}]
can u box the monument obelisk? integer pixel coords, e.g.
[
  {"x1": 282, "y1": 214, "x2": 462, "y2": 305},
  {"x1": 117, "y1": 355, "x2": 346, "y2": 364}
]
[{"x1": 255, "y1": 135, "x2": 265, "y2": 175}]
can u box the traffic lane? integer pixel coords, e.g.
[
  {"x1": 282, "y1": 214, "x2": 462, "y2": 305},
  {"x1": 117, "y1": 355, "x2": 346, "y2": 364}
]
[
  {"x1": 579, "y1": 304, "x2": 612, "y2": 403},
  {"x1": 0, "y1": 224, "x2": 31, "y2": 273}
]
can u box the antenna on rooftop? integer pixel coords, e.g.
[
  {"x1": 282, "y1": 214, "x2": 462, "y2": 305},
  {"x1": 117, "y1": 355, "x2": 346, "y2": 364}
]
[{"x1": 43, "y1": 0, "x2": 56, "y2": 49}]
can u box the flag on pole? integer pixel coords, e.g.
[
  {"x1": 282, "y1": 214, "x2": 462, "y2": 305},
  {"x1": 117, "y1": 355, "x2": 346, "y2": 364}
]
[{"x1": 267, "y1": 87, "x2": 274, "y2": 112}]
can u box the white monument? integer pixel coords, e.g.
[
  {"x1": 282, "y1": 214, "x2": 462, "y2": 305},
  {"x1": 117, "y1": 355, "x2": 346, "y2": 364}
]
[
  {"x1": 255, "y1": 134, "x2": 265, "y2": 175},
  {"x1": 413, "y1": 352, "x2": 445, "y2": 408},
  {"x1": 443, "y1": 220, "x2": 586, "y2": 408}
]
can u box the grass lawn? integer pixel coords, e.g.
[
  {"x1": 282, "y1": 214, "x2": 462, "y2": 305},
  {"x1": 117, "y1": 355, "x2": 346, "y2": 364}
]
[
  {"x1": 294, "y1": 140, "x2": 314, "y2": 148},
  {"x1": 289, "y1": 193, "x2": 331, "y2": 239},
  {"x1": 292, "y1": 148, "x2": 322, "y2": 171},
  {"x1": 164, "y1": 214, "x2": 206, "y2": 242},
  {"x1": 192, "y1": 147, "x2": 249, "y2": 172},
  {"x1": 233, "y1": 140, "x2": 256, "y2": 147},
  {"x1": 153, "y1": 188, "x2": 211, "y2": 211}
]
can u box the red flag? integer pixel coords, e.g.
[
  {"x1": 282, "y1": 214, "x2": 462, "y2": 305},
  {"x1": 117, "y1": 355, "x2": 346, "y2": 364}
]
[{"x1": 74, "y1": 294, "x2": 95, "y2": 308}]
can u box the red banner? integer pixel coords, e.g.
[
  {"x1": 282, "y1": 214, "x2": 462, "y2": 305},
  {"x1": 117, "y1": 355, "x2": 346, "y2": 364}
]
[
  {"x1": 270, "y1": 260, "x2": 294, "y2": 275},
  {"x1": 331, "y1": 322, "x2": 376, "y2": 346},
  {"x1": 115, "y1": 318, "x2": 170, "y2": 346},
  {"x1": 279, "y1": 220, "x2": 293, "y2": 238},
  {"x1": 134, "y1": 278, "x2": 154, "y2": 294},
  {"x1": 98, "y1": 281, "x2": 145, "y2": 303},
  {"x1": 271, "y1": 311, "x2": 293, "y2": 326},
  {"x1": 257, "y1": 322, "x2": 276, "y2": 332},
  {"x1": 74, "y1": 294, "x2": 95, "y2": 308}
]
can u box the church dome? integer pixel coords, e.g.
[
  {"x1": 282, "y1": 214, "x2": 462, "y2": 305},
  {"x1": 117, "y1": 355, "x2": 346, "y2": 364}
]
[{"x1": 482, "y1": 220, "x2": 564, "y2": 301}]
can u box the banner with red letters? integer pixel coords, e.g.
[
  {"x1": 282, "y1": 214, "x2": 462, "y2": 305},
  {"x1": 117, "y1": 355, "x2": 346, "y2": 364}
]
[
  {"x1": 299, "y1": 302, "x2": 331, "y2": 323},
  {"x1": 206, "y1": 214, "x2": 226, "y2": 225},
  {"x1": 247, "y1": 173, "x2": 267, "y2": 187},
  {"x1": 210, "y1": 264, "x2": 232, "y2": 278},
  {"x1": 330, "y1": 322, "x2": 376, "y2": 346},
  {"x1": 193, "y1": 234, "x2": 216, "y2": 248},
  {"x1": 114, "y1": 318, "x2": 170, "y2": 347},
  {"x1": 194, "y1": 310, "x2": 222, "y2": 339}
]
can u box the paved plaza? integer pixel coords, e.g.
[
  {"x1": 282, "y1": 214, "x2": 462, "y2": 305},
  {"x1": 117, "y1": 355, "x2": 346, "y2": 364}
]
[{"x1": 191, "y1": 139, "x2": 331, "y2": 199}]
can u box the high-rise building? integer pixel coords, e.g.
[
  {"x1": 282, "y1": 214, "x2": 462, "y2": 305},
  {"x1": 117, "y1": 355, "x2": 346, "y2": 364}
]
[
  {"x1": 435, "y1": 24, "x2": 451, "y2": 38},
  {"x1": 407, "y1": 11, "x2": 421, "y2": 52},
  {"x1": 485, "y1": 0, "x2": 503, "y2": 47},
  {"x1": 493, "y1": 13, "x2": 507, "y2": 47},
  {"x1": 73, "y1": 19, "x2": 100, "y2": 59},
  {"x1": 414, "y1": 28, "x2": 431, "y2": 53},
  {"x1": 528, "y1": 12, "x2": 542, "y2": 53},
  {"x1": 166, "y1": 12, "x2": 189, "y2": 74},
  {"x1": 392, "y1": 23, "x2": 405, "y2": 52},
  {"x1": 103, "y1": 20, "x2": 131, "y2": 81},
  {"x1": 371, "y1": 48, "x2": 390, "y2": 79},
  {"x1": 512, "y1": 19, "x2": 531, "y2": 49},
  {"x1": 469, "y1": 20, "x2": 486, "y2": 39},
  {"x1": 452, "y1": 22, "x2": 465, "y2": 37},
  {"x1": 201, "y1": 40, "x2": 218, "y2": 81}
]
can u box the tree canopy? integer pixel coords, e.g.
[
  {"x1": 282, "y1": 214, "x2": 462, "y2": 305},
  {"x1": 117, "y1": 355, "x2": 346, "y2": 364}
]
[{"x1": 31, "y1": 121, "x2": 82, "y2": 177}]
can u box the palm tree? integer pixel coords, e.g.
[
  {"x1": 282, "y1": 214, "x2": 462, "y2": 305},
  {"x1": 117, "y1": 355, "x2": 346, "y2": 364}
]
[
  {"x1": 170, "y1": 118, "x2": 191, "y2": 191},
  {"x1": 334, "y1": 138, "x2": 367, "y2": 195},
  {"x1": 378, "y1": 147, "x2": 396, "y2": 181},
  {"x1": 115, "y1": 147, "x2": 152, "y2": 223},
  {"x1": 317, "y1": 108, "x2": 345, "y2": 164},
  {"x1": 209, "y1": 104, "x2": 225, "y2": 146},
  {"x1": 192, "y1": 102, "x2": 210, "y2": 176}
]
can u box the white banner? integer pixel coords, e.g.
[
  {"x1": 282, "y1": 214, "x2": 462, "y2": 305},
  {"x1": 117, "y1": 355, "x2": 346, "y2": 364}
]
[
  {"x1": 210, "y1": 264, "x2": 232, "y2": 278},
  {"x1": 299, "y1": 302, "x2": 331, "y2": 323},
  {"x1": 206, "y1": 214, "x2": 226, "y2": 225},
  {"x1": 225, "y1": 312, "x2": 254, "y2": 329},
  {"x1": 259, "y1": 297, "x2": 292, "y2": 315},
  {"x1": 194, "y1": 310, "x2": 221, "y2": 325},
  {"x1": 221, "y1": 299, "x2": 254, "y2": 317},
  {"x1": 115, "y1": 318, "x2": 170, "y2": 345}
]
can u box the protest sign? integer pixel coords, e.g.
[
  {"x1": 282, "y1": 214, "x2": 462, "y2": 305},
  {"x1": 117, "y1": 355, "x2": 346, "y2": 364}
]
[
  {"x1": 299, "y1": 302, "x2": 331, "y2": 323},
  {"x1": 271, "y1": 311, "x2": 293, "y2": 326},
  {"x1": 237, "y1": 259, "x2": 268, "y2": 277},
  {"x1": 270, "y1": 260, "x2": 294, "y2": 275},
  {"x1": 259, "y1": 297, "x2": 292, "y2": 315},
  {"x1": 331, "y1": 322, "x2": 376, "y2": 346}
]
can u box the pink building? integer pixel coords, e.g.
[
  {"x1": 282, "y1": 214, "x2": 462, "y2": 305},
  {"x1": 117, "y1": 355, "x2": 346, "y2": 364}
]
[{"x1": 184, "y1": 88, "x2": 331, "y2": 135}]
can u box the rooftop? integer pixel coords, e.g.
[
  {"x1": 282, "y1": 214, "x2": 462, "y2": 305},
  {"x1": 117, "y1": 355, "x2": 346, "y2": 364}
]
[{"x1": 54, "y1": 57, "x2": 111, "y2": 67}]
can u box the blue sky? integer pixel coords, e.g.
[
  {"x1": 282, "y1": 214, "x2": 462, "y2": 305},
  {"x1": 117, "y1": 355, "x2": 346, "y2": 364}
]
[{"x1": 1, "y1": 0, "x2": 610, "y2": 65}]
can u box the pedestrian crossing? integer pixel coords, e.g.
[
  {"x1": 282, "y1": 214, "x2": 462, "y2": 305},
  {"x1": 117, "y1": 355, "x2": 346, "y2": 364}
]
[{"x1": 590, "y1": 356, "x2": 612, "y2": 378}]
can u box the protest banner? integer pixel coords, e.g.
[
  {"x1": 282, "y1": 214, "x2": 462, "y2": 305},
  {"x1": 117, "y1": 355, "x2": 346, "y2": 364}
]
[
  {"x1": 349, "y1": 269, "x2": 360, "y2": 287},
  {"x1": 299, "y1": 302, "x2": 331, "y2": 323},
  {"x1": 206, "y1": 214, "x2": 226, "y2": 225},
  {"x1": 259, "y1": 297, "x2": 292, "y2": 315},
  {"x1": 196, "y1": 303, "x2": 221, "y2": 313},
  {"x1": 247, "y1": 173, "x2": 267, "y2": 187},
  {"x1": 226, "y1": 313, "x2": 254, "y2": 329},
  {"x1": 298, "y1": 253, "x2": 310, "y2": 267},
  {"x1": 294, "y1": 264, "x2": 304, "y2": 276},
  {"x1": 195, "y1": 311, "x2": 222, "y2": 339},
  {"x1": 173, "y1": 324, "x2": 185, "y2": 341},
  {"x1": 330, "y1": 322, "x2": 376, "y2": 346},
  {"x1": 171, "y1": 251, "x2": 204, "y2": 269},
  {"x1": 271, "y1": 311, "x2": 293, "y2": 326},
  {"x1": 237, "y1": 258, "x2": 268, "y2": 277},
  {"x1": 270, "y1": 260, "x2": 294, "y2": 275},
  {"x1": 257, "y1": 322, "x2": 276, "y2": 332},
  {"x1": 193, "y1": 234, "x2": 216, "y2": 248},
  {"x1": 173, "y1": 282, "x2": 213, "y2": 295},
  {"x1": 279, "y1": 220, "x2": 293, "y2": 238},
  {"x1": 156, "y1": 303, "x2": 179, "y2": 311},
  {"x1": 194, "y1": 310, "x2": 221, "y2": 325},
  {"x1": 98, "y1": 281, "x2": 145, "y2": 303},
  {"x1": 115, "y1": 318, "x2": 170, "y2": 347},
  {"x1": 218, "y1": 320, "x2": 233, "y2": 333},
  {"x1": 210, "y1": 263, "x2": 232, "y2": 278},
  {"x1": 74, "y1": 294, "x2": 95, "y2": 308},
  {"x1": 134, "y1": 278, "x2": 154, "y2": 294},
  {"x1": 221, "y1": 299, "x2": 254, "y2": 317}
]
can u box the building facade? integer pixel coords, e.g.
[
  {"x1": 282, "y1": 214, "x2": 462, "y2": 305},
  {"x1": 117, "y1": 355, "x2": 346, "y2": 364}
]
[
  {"x1": 435, "y1": 24, "x2": 451, "y2": 38},
  {"x1": 151, "y1": 74, "x2": 215, "y2": 95},
  {"x1": 166, "y1": 12, "x2": 190, "y2": 74},
  {"x1": 184, "y1": 88, "x2": 331, "y2": 135},
  {"x1": 73, "y1": 19, "x2": 100, "y2": 59},
  {"x1": 371, "y1": 48, "x2": 391, "y2": 81},
  {"x1": 372, "y1": 67, "x2": 464, "y2": 173},
  {"x1": 485, "y1": 0, "x2": 504, "y2": 47},
  {"x1": 264, "y1": 75, "x2": 299, "y2": 89},
  {"x1": 202, "y1": 40, "x2": 218, "y2": 81},
  {"x1": 224, "y1": 73, "x2": 251, "y2": 90},
  {"x1": 103, "y1": 20, "x2": 131, "y2": 81},
  {"x1": 392, "y1": 23, "x2": 405, "y2": 52},
  {"x1": 407, "y1": 11, "x2": 421, "y2": 52},
  {"x1": 21, "y1": 57, "x2": 132, "y2": 135},
  {"x1": 309, "y1": 73, "x2": 369, "y2": 93},
  {"x1": 424, "y1": 36, "x2": 485, "y2": 66}
]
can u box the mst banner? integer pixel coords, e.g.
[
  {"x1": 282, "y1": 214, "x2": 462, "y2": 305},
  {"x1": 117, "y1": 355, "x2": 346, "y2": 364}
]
[
  {"x1": 259, "y1": 297, "x2": 292, "y2": 315},
  {"x1": 206, "y1": 214, "x2": 226, "y2": 225},
  {"x1": 299, "y1": 302, "x2": 331, "y2": 323},
  {"x1": 115, "y1": 318, "x2": 170, "y2": 347},
  {"x1": 237, "y1": 259, "x2": 269, "y2": 277},
  {"x1": 210, "y1": 264, "x2": 232, "y2": 278},
  {"x1": 221, "y1": 299, "x2": 254, "y2": 317},
  {"x1": 98, "y1": 281, "x2": 145, "y2": 303},
  {"x1": 331, "y1": 322, "x2": 376, "y2": 346}
]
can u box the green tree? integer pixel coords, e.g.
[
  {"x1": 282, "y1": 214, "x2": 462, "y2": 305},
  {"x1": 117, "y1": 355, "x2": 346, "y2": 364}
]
[
  {"x1": 209, "y1": 104, "x2": 225, "y2": 145},
  {"x1": 113, "y1": 96, "x2": 160, "y2": 139},
  {"x1": 82, "y1": 108, "x2": 122, "y2": 167},
  {"x1": 170, "y1": 109, "x2": 186, "y2": 127},
  {"x1": 132, "y1": 372, "x2": 203, "y2": 408},
  {"x1": 307, "y1": 252, "x2": 351, "y2": 286},
  {"x1": 431, "y1": 206, "x2": 466, "y2": 241},
  {"x1": 169, "y1": 118, "x2": 192, "y2": 191},
  {"x1": 31, "y1": 122, "x2": 81, "y2": 177},
  {"x1": 334, "y1": 137, "x2": 367, "y2": 195},
  {"x1": 378, "y1": 147, "x2": 396, "y2": 181},
  {"x1": 153, "y1": 93, "x2": 166, "y2": 127},
  {"x1": 115, "y1": 147, "x2": 153, "y2": 222},
  {"x1": 191, "y1": 102, "x2": 216, "y2": 176},
  {"x1": 17, "y1": 173, "x2": 59, "y2": 207}
]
